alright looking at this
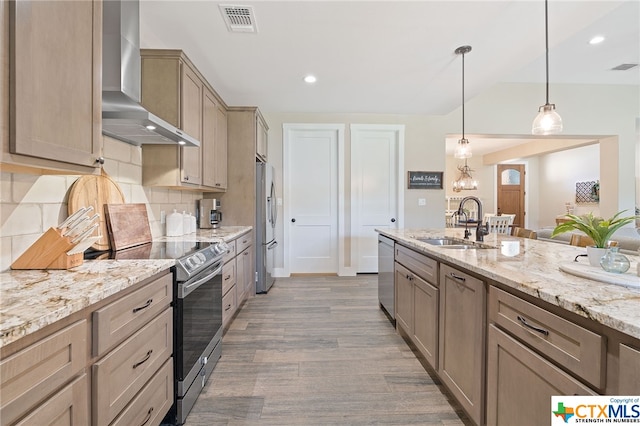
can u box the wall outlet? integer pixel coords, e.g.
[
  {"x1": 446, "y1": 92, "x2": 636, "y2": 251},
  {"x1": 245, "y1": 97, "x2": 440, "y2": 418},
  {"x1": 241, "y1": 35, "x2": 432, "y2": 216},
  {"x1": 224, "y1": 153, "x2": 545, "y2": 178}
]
[
  {"x1": 418, "y1": 198, "x2": 426, "y2": 206},
  {"x1": 160, "y1": 210, "x2": 166, "y2": 224}
]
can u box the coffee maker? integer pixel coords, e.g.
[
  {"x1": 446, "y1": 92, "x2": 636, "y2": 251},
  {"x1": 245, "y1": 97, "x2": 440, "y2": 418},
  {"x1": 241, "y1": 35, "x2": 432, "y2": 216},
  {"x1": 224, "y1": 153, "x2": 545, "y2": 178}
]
[{"x1": 198, "y1": 199, "x2": 222, "y2": 229}]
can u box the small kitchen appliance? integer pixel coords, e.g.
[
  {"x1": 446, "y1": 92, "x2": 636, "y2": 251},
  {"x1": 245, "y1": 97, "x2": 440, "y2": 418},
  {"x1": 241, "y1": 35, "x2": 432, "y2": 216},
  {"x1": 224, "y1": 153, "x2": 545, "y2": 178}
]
[{"x1": 198, "y1": 199, "x2": 222, "y2": 229}]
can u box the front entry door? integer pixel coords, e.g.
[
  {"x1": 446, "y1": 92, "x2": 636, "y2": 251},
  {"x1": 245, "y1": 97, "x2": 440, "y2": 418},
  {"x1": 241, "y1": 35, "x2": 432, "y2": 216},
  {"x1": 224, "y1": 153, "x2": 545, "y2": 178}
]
[{"x1": 497, "y1": 164, "x2": 525, "y2": 228}]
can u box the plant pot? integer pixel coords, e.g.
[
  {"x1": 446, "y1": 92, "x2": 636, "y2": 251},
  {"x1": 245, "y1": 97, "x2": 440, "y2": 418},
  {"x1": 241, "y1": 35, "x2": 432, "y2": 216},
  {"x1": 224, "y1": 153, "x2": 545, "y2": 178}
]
[{"x1": 586, "y1": 246, "x2": 607, "y2": 267}]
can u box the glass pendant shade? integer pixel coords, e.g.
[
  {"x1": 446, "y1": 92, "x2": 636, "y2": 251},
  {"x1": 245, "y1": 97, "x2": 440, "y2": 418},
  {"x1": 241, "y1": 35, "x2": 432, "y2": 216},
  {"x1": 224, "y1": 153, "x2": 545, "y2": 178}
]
[
  {"x1": 454, "y1": 138, "x2": 472, "y2": 159},
  {"x1": 532, "y1": 103, "x2": 563, "y2": 135}
]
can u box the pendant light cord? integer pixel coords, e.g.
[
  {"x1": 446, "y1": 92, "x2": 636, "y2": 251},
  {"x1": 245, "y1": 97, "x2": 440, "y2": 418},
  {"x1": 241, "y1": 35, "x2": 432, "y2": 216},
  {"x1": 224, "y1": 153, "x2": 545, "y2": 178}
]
[
  {"x1": 544, "y1": 0, "x2": 550, "y2": 105},
  {"x1": 462, "y1": 51, "x2": 466, "y2": 139}
]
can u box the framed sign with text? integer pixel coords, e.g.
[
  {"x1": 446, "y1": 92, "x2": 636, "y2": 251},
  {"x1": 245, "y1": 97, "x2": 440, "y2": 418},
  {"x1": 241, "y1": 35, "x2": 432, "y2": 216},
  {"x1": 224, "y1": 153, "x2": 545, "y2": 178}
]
[{"x1": 408, "y1": 171, "x2": 443, "y2": 189}]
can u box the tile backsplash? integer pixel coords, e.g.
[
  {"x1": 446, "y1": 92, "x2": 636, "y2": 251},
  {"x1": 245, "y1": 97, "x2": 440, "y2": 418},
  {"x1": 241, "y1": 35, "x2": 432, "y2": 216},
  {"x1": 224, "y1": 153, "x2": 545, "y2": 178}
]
[{"x1": 0, "y1": 137, "x2": 203, "y2": 271}]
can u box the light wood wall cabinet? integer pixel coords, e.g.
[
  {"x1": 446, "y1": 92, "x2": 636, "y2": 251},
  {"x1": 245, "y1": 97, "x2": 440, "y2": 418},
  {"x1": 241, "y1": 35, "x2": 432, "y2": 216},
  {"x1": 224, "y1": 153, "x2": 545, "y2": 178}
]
[
  {"x1": 438, "y1": 263, "x2": 486, "y2": 426},
  {"x1": 256, "y1": 113, "x2": 268, "y2": 162},
  {"x1": 140, "y1": 49, "x2": 228, "y2": 191},
  {"x1": 2, "y1": 0, "x2": 103, "y2": 174},
  {"x1": 0, "y1": 270, "x2": 173, "y2": 426}
]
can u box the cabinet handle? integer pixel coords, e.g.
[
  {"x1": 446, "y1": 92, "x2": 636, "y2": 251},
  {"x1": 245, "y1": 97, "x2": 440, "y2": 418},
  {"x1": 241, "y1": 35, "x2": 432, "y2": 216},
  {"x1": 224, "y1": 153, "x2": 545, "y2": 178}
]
[
  {"x1": 216, "y1": 183, "x2": 221, "y2": 187},
  {"x1": 95, "y1": 156, "x2": 105, "y2": 165},
  {"x1": 133, "y1": 350, "x2": 153, "y2": 369},
  {"x1": 449, "y1": 272, "x2": 466, "y2": 282},
  {"x1": 225, "y1": 274, "x2": 231, "y2": 280},
  {"x1": 132, "y1": 299, "x2": 153, "y2": 313},
  {"x1": 184, "y1": 176, "x2": 189, "y2": 181},
  {"x1": 225, "y1": 304, "x2": 232, "y2": 311},
  {"x1": 517, "y1": 315, "x2": 549, "y2": 336},
  {"x1": 140, "y1": 407, "x2": 154, "y2": 426}
]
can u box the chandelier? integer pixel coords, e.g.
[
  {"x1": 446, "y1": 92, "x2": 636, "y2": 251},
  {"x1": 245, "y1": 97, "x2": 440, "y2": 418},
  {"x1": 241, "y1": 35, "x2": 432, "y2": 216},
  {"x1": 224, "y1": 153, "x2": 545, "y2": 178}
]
[
  {"x1": 532, "y1": 0, "x2": 562, "y2": 135},
  {"x1": 452, "y1": 158, "x2": 478, "y2": 192}
]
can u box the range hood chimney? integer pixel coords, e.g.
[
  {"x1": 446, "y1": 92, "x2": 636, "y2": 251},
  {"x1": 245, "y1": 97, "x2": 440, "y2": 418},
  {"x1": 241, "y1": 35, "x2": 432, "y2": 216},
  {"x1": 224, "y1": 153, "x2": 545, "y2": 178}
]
[{"x1": 102, "y1": 0, "x2": 199, "y2": 147}]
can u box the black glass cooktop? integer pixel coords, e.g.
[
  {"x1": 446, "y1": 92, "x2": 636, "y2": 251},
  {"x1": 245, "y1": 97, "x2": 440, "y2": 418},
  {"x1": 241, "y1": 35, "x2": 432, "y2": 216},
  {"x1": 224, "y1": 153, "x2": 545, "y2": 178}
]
[{"x1": 84, "y1": 241, "x2": 214, "y2": 261}]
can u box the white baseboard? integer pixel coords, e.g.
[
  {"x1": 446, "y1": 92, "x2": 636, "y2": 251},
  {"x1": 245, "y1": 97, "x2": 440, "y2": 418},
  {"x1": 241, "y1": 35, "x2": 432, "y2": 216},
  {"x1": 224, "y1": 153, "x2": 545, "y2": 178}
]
[
  {"x1": 338, "y1": 267, "x2": 357, "y2": 276},
  {"x1": 272, "y1": 267, "x2": 288, "y2": 278}
]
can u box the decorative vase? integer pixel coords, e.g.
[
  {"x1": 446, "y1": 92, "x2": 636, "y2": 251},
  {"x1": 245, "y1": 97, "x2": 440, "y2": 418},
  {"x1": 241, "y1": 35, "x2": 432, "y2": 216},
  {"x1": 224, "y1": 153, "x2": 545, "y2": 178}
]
[
  {"x1": 586, "y1": 246, "x2": 607, "y2": 267},
  {"x1": 599, "y1": 246, "x2": 630, "y2": 274}
]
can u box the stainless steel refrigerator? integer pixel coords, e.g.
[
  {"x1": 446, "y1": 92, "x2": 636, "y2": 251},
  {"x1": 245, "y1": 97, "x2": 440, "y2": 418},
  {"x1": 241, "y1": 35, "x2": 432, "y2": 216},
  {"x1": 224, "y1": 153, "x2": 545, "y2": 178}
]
[{"x1": 256, "y1": 163, "x2": 277, "y2": 293}]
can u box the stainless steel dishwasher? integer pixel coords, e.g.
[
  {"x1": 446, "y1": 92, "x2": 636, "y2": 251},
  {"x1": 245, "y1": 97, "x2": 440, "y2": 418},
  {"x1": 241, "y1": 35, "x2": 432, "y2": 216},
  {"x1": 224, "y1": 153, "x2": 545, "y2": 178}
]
[{"x1": 378, "y1": 234, "x2": 395, "y2": 323}]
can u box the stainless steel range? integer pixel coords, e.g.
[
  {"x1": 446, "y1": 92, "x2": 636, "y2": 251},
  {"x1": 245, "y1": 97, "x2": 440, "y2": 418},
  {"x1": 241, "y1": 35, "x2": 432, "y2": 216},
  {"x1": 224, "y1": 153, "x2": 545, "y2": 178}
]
[
  {"x1": 170, "y1": 241, "x2": 227, "y2": 424},
  {"x1": 89, "y1": 240, "x2": 228, "y2": 425}
]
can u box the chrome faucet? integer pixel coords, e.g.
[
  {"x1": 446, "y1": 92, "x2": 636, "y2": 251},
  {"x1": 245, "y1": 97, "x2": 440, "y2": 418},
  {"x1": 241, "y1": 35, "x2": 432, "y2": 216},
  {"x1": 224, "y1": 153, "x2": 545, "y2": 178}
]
[{"x1": 457, "y1": 196, "x2": 489, "y2": 242}]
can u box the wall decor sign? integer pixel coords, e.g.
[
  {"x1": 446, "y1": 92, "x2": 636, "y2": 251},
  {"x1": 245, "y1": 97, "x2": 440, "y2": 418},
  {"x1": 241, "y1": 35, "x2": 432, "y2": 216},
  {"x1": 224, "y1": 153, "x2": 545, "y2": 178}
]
[
  {"x1": 575, "y1": 180, "x2": 599, "y2": 204},
  {"x1": 408, "y1": 171, "x2": 443, "y2": 189}
]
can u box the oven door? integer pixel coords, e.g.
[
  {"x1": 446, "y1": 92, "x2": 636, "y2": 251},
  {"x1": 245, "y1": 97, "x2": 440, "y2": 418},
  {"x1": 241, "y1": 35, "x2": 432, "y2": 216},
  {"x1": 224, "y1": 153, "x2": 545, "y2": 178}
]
[{"x1": 175, "y1": 259, "x2": 223, "y2": 391}]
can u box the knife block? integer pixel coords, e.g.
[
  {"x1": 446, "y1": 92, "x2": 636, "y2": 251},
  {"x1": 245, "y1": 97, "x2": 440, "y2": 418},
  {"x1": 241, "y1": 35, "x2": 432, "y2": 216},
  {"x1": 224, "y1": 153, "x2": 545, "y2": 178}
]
[{"x1": 11, "y1": 227, "x2": 84, "y2": 270}]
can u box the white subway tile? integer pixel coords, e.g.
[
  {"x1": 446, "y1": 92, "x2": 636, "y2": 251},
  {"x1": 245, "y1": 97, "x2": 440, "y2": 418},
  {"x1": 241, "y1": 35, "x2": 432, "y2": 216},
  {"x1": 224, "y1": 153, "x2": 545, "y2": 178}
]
[
  {"x1": 11, "y1": 173, "x2": 38, "y2": 202},
  {"x1": 130, "y1": 185, "x2": 148, "y2": 204},
  {"x1": 151, "y1": 188, "x2": 170, "y2": 204},
  {"x1": 1, "y1": 204, "x2": 41, "y2": 237},
  {"x1": 12, "y1": 233, "x2": 41, "y2": 264},
  {"x1": 103, "y1": 136, "x2": 132, "y2": 163},
  {"x1": 131, "y1": 146, "x2": 142, "y2": 166},
  {"x1": 42, "y1": 204, "x2": 66, "y2": 229},
  {"x1": 1, "y1": 173, "x2": 12, "y2": 203},
  {"x1": 0, "y1": 236, "x2": 12, "y2": 272},
  {"x1": 118, "y1": 162, "x2": 142, "y2": 185},
  {"x1": 168, "y1": 189, "x2": 182, "y2": 204},
  {"x1": 101, "y1": 161, "x2": 119, "y2": 180}
]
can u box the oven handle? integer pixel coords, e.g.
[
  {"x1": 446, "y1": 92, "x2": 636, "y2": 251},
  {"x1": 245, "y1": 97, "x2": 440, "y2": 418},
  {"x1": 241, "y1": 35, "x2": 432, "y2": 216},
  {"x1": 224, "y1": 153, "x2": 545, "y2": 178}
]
[{"x1": 179, "y1": 261, "x2": 223, "y2": 299}]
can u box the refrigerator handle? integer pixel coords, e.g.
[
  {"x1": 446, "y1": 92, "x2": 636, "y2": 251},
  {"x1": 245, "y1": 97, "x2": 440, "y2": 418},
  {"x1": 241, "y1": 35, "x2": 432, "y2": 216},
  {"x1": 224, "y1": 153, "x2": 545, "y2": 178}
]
[{"x1": 267, "y1": 241, "x2": 278, "y2": 250}]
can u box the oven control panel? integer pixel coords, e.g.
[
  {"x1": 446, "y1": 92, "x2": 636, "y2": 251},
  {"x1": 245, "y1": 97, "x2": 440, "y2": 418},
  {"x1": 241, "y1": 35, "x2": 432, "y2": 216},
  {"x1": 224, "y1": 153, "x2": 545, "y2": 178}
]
[{"x1": 176, "y1": 242, "x2": 227, "y2": 281}]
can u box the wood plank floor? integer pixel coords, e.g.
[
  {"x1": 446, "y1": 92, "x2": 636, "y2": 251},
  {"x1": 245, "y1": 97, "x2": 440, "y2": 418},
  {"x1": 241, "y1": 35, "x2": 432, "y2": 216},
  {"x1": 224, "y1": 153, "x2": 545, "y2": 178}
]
[{"x1": 185, "y1": 275, "x2": 471, "y2": 425}]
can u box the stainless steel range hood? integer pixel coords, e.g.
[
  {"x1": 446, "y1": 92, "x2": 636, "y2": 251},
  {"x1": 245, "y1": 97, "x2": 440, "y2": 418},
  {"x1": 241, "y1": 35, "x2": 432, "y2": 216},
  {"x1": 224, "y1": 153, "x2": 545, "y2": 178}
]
[{"x1": 102, "y1": 0, "x2": 200, "y2": 147}]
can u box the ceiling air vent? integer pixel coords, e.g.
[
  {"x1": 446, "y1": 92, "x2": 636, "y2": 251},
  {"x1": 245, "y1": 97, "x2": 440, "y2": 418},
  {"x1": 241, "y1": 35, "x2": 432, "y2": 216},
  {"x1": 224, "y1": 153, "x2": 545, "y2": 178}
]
[
  {"x1": 611, "y1": 63, "x2": 638, "y2": 71},
  {"x1": 219, "y1": 5, "x2": 257, "y2": 33}
]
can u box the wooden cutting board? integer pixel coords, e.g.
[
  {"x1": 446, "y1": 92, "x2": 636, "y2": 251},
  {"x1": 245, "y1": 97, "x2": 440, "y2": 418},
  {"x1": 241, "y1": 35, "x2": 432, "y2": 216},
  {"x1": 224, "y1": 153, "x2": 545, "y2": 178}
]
[
  {"x1": 104, "y1": 204, "x2": 152, "y2": 251},
  {"x1": 68, "y1": 171, "x2": 125, "y2": 251}
]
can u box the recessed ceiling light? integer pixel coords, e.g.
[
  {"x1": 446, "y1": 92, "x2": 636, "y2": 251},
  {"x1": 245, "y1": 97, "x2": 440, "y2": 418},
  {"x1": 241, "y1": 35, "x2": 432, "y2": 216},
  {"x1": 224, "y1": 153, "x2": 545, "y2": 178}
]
[
  {"x1": 145, "y1": 125, "x2": 156, "y2": 130},
  {"x1": 178, "y1": 140, "x2": 186, "y2": 145},
  {"x1": 303, "y1": 75, "x2": 317, "y2": 84},
  {"x1": 589, "y1": 35, "x2": 605, "y2": 45}
]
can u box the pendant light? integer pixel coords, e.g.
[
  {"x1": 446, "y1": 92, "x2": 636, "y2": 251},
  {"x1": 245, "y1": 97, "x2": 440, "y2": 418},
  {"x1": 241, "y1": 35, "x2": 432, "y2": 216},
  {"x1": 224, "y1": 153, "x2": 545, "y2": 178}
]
[
  {"x1": 532, "y1": 0, "x2": 563, "y2": 135},
  {"x1": 452, "y1": 158, "x2": 478, "y2": 192},
  {"x1": 454, "y1": 45, "x2": 472, "y2": 159}
]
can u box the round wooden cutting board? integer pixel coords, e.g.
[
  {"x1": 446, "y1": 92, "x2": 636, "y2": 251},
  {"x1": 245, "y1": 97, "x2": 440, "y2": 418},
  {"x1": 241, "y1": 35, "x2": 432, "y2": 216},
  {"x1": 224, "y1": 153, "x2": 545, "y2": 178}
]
[{"x1": 68, "y1": 172, "x2": 125, "y2": 251}]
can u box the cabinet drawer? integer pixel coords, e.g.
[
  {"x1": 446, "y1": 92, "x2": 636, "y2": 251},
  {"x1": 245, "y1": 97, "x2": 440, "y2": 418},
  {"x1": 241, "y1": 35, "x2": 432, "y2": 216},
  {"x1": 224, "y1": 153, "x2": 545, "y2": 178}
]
[
  {"x1": 222, "y1": 260, "x2": 237, "y2": 295},
  {"x1": 236, "y1": 231, "x2": 252, "y2": 254},
  {"x1": 395, "y1": 244, "x2": 438, "y2": 286},
  {"x1": 111, "y1": 358, "x2": 173, "y2": 426},
  {"x1": 12, "y1": 373, "x2": 89, "y2": 426},
  {"x1": 222, "y1": 284, "x2": 237, "y2": 325},
  {"x1": 92, "y1": 308, "x2": 173, "y2": 426},
  {"x1": 0, "y1": 320, "x2": 87, "y2": 426},
  {"x1": 619, "y1": 343, "x2": 640, "y2": 394},
  {"x1": 486, "y1": 325, "x2": 596, "y2": 426},
  {"x1": 489, "y1": 286, "x2": 605, "y2": 389},
  {"x1": 223, "y1": 240, "x2": 237, "y2": 264},
  {"x1": 93, "y1": 273, "x2": 172, "y2": 356}
]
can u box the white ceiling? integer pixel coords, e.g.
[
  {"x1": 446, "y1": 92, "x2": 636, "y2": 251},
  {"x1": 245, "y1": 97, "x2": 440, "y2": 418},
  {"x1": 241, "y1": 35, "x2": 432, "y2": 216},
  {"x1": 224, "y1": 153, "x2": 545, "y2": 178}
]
[{"x1": 139, "y1": 0, "x2": 639, "y2": 118}]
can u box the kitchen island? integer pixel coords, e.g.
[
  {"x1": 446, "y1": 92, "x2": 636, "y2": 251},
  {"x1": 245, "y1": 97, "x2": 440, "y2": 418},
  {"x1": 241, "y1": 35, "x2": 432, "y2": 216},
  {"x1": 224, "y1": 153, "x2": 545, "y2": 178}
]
[{"x1": 378, "y1": 228, "x2": 640, "y2": 426}]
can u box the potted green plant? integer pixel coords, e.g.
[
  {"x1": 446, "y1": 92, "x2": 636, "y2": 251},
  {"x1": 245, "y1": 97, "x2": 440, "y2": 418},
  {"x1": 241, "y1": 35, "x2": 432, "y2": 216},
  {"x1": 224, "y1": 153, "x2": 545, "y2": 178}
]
[{"x1": 551, "y1": 210, "x2": 638, "y2": 266}]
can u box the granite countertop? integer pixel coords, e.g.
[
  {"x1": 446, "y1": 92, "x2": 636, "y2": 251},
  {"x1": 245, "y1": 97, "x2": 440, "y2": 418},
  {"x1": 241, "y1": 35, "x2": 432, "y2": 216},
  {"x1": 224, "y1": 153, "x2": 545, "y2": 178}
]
[
  {"x1": 378, "y1": 228, "x2": 640, "y2": 340},
  {"x1": 0, "y1": 226, "x2": 253, "y2": 349}
]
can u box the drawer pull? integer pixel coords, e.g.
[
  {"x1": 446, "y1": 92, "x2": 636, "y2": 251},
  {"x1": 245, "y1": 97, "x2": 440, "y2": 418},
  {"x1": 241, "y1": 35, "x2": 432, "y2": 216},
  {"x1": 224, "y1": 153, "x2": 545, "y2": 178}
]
[
  {"x1": 517, "y1": 315, "x2": 550, "y2": 336},
  {"x1": 132, "y1": 299, "x2": 153, "y2": 313},
  {"x1": 132, "y1": 350, "x2": 153, "y2": 369},
  {"x1": 224, "y1": 274, "x2": 231, "y2": 280},
  {"x1": 225, "y1": 304, "x2": 232, "y2": 311},
  {"x1": 449, "y1": 272, "x2": 466, "y2": 282},
  {"x1": 140, "y1": 407, "x2": 154, "y2": 426}
]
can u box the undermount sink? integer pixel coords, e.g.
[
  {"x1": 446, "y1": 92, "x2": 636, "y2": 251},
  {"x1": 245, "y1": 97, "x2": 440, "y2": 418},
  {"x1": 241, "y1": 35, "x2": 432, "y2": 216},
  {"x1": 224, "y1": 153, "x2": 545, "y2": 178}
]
[{"x1": 416, "y1": 237, "x2": 496, "y2": 250}]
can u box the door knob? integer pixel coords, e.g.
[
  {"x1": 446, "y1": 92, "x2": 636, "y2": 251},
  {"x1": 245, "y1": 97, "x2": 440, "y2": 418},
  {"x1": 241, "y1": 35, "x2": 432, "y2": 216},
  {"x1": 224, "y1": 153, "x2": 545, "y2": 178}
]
[
  {"x1": 391, "y1": 218, "x2": 396, "y2": 223},
  {"x1": 291, "y1": 218, "x2": 296, "y2": 223}
]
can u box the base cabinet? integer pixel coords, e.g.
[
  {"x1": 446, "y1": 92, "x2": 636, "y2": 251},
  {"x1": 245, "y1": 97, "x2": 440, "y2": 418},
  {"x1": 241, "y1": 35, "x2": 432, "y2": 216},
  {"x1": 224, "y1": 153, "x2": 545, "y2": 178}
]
[
  {"x1": 486, "y1": 325, "x2": 595, "y2": 426},
  {"x1": 394, "y1": 263, "x2": 413, "y2": 336},
  {"x1": 413, "y1": 276, "x2": 439, "y2": 369},
  {"x1": 0, "y1": 270, "x2": 173, "y2": 426},
  {"x1": 222, "y1": 231, "x2": 254, "y2": 331},
  {"x1": 438, "y1": 263, "x2": 485, "y2": 425}
]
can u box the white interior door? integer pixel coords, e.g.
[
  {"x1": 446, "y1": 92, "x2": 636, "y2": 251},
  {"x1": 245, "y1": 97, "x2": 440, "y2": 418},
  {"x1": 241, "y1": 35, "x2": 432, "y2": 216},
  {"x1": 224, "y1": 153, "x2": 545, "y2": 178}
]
[
  {"x1": 286, "y1": 127, "x2": 339, "y2": 274},
  {"x1": 351, "y1": 124, "x2": 403, "y2": 273}
]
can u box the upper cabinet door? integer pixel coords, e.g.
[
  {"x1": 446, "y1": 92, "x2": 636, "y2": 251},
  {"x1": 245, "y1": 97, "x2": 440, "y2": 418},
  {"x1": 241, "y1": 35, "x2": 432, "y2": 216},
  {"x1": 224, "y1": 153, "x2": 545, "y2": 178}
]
[
  {"x1": 256, "y1": 114, "x2": 268, "y2": 162},
  {"x1": 9, "y1": 0, "x2": 102, "y2": 168},
  {"x1": 180, "y1": 63, "x2": 203, "y2": 185},
  {"x1": 213, "y1": 104, "x2": 228, "y2": 189}
]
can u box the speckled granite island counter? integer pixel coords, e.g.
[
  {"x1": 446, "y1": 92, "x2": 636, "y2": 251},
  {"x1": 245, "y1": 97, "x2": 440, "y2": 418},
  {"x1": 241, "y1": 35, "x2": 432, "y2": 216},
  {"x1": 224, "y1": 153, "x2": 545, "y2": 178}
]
[
  {"x1": 378, "y1": 228, "x2": 640, "y2": 339},
  {"x1": 0, "y1": 225, "x2": 252, "y2": 349}
]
